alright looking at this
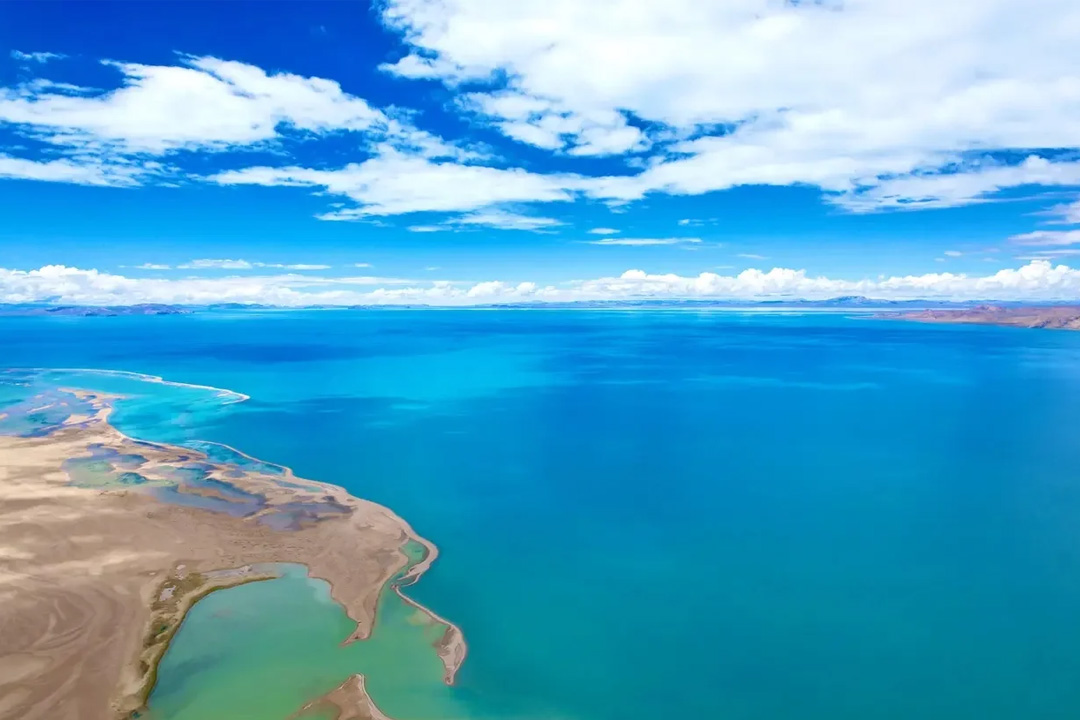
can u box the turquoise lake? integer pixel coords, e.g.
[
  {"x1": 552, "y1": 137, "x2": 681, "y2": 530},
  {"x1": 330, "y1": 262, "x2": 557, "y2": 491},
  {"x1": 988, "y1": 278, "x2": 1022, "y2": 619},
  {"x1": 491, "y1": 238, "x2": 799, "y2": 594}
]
[{"x1": 5, "y1": 309, "x2": 1080, "y2": 719}]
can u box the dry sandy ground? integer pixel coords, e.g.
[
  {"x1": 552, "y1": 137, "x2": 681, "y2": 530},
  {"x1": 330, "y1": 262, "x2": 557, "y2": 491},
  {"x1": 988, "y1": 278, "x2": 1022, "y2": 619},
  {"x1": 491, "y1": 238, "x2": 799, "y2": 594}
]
[
  {"x1": 292, "y1": 675, "x2": 393, "y2": 720},
  {"x1": 0, "y1": 393, "x2": 464, "y2": 720},
  {"x1": 890, "y1": 305, "x2": 1080, "y2": 330}
]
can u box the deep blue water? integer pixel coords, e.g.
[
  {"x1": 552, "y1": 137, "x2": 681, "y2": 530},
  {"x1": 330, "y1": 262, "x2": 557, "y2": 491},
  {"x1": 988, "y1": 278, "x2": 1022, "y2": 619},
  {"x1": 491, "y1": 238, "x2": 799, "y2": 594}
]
[{"x1": 6, "y1": 309, "x2": 1080, "y2": 719}]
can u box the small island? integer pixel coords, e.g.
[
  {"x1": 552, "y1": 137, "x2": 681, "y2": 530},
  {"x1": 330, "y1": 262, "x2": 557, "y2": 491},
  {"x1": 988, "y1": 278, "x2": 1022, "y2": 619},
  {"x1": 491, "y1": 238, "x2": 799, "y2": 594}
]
[{"x1": 0, "y1": 384, "x2": 464, "y2": 719}]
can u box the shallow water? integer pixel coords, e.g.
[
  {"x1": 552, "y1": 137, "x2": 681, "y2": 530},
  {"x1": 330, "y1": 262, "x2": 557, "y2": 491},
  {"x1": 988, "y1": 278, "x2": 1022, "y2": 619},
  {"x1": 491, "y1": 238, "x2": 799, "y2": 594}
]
[
  {"x1": 8, "y1": 310, "x2": 1080, "y2": 719},
  {"x1": 145, "y1": 562, "x2": 463, "y2": 720}
]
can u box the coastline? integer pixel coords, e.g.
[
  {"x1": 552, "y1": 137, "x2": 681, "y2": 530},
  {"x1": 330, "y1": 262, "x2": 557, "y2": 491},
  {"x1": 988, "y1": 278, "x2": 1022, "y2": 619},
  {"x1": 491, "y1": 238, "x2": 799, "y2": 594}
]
[
  {"x1": 392, "y1": 535, "x2": 468, "y2": 684},
  {"x1": 879, "y1": 305, "x2": 1080, "y2": 331},
  {"x1": 293, "y1": 674, "x2": 393, "y2": 720},
  {"x1": 0, "y1": 374, "x2": 466, "y2": 720}
]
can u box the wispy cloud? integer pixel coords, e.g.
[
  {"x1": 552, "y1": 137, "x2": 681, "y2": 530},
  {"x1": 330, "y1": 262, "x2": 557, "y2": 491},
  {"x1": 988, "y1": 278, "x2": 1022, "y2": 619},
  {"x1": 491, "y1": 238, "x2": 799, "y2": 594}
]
[
  {"x1": 1015, "y1": 249, "x2": 1080, "y2": 259},
  {"x1": 588, "y1": 228, "x2": 620, "y2": 235},
  {"x1": 177, "y1": 259, "x2": 255, "y2": 270},
  {"x1": 453, "y1": 210, "x2": 563, "y2": 231},
  {"x1": 1009, "y1": 229, "x2": 1080, "y2": 247},
  {"x1": 944, "y1": 250, "x2": 963, "y2": 257},
  {"x1": 586, "y1": 237, "x2": 701, "y2": 246},
  {"x1": 172, "y1": 259, "x2": 331, "y2": 270},
  {"x1": 10, "y1": 50, "x2": 65, "y2": 63},
  {"x1": 1041, "y1": 197, "x2": 1080, "y2": 224},
  {"x1": 405, "y1": 210, "x2": 563, "y2": 232},
  {"x1": 736, "y1": 253, "x2": 768, "y2": 260}
]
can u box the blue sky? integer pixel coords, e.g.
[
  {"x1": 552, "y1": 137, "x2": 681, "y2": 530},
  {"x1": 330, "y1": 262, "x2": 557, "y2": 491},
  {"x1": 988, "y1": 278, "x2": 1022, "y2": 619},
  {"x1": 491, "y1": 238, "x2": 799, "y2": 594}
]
[{"x1": 1, "y1": 0, "x2": 1080, "y2": 305}]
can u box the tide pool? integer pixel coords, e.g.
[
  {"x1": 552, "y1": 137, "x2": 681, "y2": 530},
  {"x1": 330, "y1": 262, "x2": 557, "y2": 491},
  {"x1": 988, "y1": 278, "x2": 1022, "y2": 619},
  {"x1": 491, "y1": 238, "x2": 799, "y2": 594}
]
[{"x1": 7, "y1": 309, "x2": 1080, "y2": 719}]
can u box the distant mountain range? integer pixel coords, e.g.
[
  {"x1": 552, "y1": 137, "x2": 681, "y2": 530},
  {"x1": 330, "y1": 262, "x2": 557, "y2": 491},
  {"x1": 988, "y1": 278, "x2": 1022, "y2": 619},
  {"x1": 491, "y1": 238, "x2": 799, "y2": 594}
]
[
  {"x1": 0, "y1": 303, "x2": 190, "y2": 317},
  {"x1": 1, "y1": 298, "x2": 1078, "y2": 315}
]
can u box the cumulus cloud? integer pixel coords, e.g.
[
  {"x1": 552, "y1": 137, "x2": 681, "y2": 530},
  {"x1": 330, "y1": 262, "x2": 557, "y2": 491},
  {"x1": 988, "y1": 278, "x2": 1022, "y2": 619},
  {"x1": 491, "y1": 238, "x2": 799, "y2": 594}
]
[
  {"x1": 5, "y1": 1, "x2": 1080, "y2": 221},
  {"x1": 0, "y1": 54, "x2": 475, "y2": 190},
  {"x1": 4, "y1": 261, "x2": 1080, "y2": 306},
  {"x1": 381, "y1": 0, "x2": 1080, "y2": 210},
  {"x1": 0, "y1": 55, "x2": 385, "y2": 155}
]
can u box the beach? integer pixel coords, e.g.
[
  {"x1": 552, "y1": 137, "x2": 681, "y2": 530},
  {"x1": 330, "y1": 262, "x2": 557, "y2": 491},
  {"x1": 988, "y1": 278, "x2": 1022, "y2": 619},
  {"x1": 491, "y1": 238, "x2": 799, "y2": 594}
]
[{"x1": 0, "y1": 386, "x2": 464, "y2": 720}]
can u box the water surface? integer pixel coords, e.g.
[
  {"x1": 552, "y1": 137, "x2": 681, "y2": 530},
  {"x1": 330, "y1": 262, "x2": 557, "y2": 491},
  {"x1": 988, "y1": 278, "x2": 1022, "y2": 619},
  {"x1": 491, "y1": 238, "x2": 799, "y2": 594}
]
[{"x1": 6, "y1": 310, "x2": 1080, "y2": 719}]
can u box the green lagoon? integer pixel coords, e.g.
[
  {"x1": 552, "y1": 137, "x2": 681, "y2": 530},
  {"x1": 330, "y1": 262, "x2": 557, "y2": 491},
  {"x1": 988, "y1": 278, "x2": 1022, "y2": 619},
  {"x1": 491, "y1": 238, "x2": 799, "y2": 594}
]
[{"x1": 145, "y1": 559, "x2": 466, "y2": 720}]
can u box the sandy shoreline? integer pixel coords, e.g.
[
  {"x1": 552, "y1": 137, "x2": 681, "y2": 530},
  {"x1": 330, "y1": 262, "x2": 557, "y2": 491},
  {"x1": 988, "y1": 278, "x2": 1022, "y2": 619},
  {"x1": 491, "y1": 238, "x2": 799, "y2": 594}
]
[{"x1": 0, "y1": 384, "x2": 466, "y2": 720}]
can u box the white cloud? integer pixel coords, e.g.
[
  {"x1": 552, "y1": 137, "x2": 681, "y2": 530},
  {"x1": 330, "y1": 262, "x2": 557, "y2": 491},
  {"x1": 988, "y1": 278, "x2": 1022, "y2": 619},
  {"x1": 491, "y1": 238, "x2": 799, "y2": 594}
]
[
  {"x1": 378, "y1": 53, "x2": 463, "y2": 81},
  {"x1": 736, "y1": 253, "x2": 767, "y2": 260},
  {"x1": 453, "y1": 210, "x2": 562, "y2": 231},
  {"x1": 11, "y1": 51, "x2": 65, "y2": 63},
  {"x1": 177, "y1": 259, "x2": 254, "y2": 270},
  {"x1": 834, "y1": 158, "x2": 1080, "y2": 212},
  {"x1": 1015, "y1": 249, "x2": 1080, "y2": 260},
  {"x1": 0, "y1": 153, "x2": 152, "y2": 186},
  {"x1": 586, "y1": 237, "x2": 701, "y2": 246},
  {"x1": 399, "y1": 210, "x2": 563, "y2": 232},
  {"x1": 211, "y1": 150, "x2": 581, "y2": 217},
  {"x1": 1010, "y1": 230, "x2": 1080, "y2": 247},
  {"x1": 354, "y1": 262, "x2": 373, "y2": 268},
  {"x1": 1047, "y1": 198, "x2": 1080, "y2": 224},
  {"x1": 4, "y1": 260, "x2": 1080, "y2": 306},
  {"x1": 381, "y1": 0, "x2": 1080, "y2": 210},
  {"x1": 0, "y1": 55, "x2": 386, "y2": 155},
  {"x1": 7, "y1": 2, "x2": 1080, "y2": 223},
  {"x1": 944, "y1": 250, "x2": 963, "y2": 257},
  {"x1": 134, "y1": 263, "x2": 170, "y2": 270},
  {"x1": 174, "y1": 259, "x2": 331, "y2": 270},
  {"x1": 456, "y1": 91, "x2": 647, "y2": 156},
  {"x1": 588, "y1": 228, "x2": 620, "y2": 235}
]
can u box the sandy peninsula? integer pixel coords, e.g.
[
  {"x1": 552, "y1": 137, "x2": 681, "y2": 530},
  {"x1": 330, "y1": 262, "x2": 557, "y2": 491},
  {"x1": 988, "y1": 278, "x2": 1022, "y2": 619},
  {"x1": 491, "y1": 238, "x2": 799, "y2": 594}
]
[
  {"x1": 0, "y1": 388, "x2": 465, "y2": 720},
  {"x1": 887, "y1": 305, "x2": 1080, "y2": 330}
]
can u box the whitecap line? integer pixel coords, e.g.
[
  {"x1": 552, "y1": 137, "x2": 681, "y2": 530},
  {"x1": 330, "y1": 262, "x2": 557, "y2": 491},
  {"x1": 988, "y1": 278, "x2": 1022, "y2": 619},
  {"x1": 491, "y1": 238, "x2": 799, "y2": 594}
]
[{"x1": 6, "y1": 367, "x2": 251, "y2": 404}]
